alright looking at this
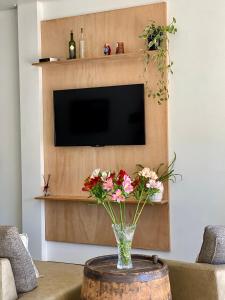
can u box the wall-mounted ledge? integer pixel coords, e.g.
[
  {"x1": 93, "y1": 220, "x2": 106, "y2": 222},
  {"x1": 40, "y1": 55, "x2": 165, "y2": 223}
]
[
  {"x1": 34, "y1": 195, "x2": 168, "y2": 205},
  {"x1": 32, "y1": 51, "x2": 156, "y2": 67}
]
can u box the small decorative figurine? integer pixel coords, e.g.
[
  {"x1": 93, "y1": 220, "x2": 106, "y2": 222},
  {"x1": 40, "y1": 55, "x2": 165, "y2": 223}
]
[
  {"x1": 116, "y1": 42, "x2": 124, "y2": 54},
  {"x1": 43, "y1": 174, "x2": 51, "y2": 196},
  {"x1": 104, "y1": 43, "x2": 111, "y2": 55}
]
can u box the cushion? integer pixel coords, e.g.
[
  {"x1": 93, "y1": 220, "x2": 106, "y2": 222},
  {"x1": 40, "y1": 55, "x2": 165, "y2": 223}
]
[
  {"x1": 0, "y1": 258, "x2": 18, "y2": 300},
  {"x1": 20, "y1": 233, "x2": 40, "y2": 278},
  {"x1": 0, "y1": 226, "x2": 37, "y2": 293},
  {"x1": 197, "y1": 225, "x2": 225, "y2": 264}
]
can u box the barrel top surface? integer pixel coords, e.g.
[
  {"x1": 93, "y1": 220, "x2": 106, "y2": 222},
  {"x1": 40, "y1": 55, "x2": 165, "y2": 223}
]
[{"x1": 84, "y1": 254, "x2": 168, "y2": 283}]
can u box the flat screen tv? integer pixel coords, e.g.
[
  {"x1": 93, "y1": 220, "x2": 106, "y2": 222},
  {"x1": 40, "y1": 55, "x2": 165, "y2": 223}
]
[{"x1": 53, "y1": 84, "x2": 145, "y2": 147}]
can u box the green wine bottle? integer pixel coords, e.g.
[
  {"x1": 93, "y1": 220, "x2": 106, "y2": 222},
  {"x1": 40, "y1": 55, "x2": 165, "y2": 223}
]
[{"x1": 69, "y1": 30, "x2": 76, "y2": 59}]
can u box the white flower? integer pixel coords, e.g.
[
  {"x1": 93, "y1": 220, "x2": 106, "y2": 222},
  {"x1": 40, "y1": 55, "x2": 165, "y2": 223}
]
[
  {"x1": 138, "y1": 167, "x2": 151, "y2": 178},
  {"x1": 149, "y1": 171, "x2": 158, "y2": 180},
  {"x1": 138, "y1": 168, "x2": 158, "y2": 180},
  {"x1": 91, "y1": 168, "x2": 101, "y2": 178},
  {"x1": 101, "y1": 171, "x2": 110, "y2": 181},
  {"x1": 146, "y1": 180, "x2": 162, "y2": 189}
]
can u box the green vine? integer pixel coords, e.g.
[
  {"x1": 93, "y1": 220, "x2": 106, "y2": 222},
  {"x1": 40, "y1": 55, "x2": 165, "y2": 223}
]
[{"x1": 139, "y1": 17, "x2": 177, "y2": 104}]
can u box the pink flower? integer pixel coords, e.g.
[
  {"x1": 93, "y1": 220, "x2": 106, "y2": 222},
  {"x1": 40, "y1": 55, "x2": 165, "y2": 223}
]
[
  {"x1": 103, "y1": 178, "x2": 113, "y2": 191},
  {"x1": 112, "y1": 189, "x2": 125, "y2": 203},
  {"x1": 122, "y1": 175, "x2": 133, "y2": 194},
  {"x1": 146, "y1": 180, "x2": 162, "y2": 189}
]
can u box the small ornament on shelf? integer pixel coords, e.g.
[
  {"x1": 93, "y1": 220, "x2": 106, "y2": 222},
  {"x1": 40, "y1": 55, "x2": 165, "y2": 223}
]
[
  {"x1": 103, "y1": 43, "x2": 111, "y2": 55},
  {"x1": 39, "y1": 57, "x2": 59, "y2": 63},
  {"x1": 116, "y1": 42, "x2": 124, "y2": 54},
  {"x1": 43, "y1": 174, "x2": 51, "y2": 196}
]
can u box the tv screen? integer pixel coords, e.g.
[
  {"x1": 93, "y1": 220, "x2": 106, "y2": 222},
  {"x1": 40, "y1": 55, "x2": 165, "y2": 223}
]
[{"x1": 53, "y1": 84, "x2": 145, "y2": 147}]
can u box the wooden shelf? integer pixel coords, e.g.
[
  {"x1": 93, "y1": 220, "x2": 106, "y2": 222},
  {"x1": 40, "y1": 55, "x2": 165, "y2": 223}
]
[
  {"x1": 34, "y1": 195, "x2": 168, "y2": 205},
  {"x1": 32, "y1": 51, "x2": 151, "y2": 67}
]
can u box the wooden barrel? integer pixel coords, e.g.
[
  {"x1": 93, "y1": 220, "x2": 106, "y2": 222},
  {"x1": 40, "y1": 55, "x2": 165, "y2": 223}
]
[{"x1": 81, "y1": 254, "x2": 171, "y2": 300}]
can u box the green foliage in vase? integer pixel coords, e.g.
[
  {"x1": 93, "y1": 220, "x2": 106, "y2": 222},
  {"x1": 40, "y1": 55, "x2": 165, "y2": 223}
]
[
  {"x1": 139, "y1": 17, "x2": 177, "y2": 104},
  {"x1": 136, "y1": 153, "x2": 182, "y2": 184},
  {"x1": 156, "y1": 153, "x2": 182, "y2": 182}
]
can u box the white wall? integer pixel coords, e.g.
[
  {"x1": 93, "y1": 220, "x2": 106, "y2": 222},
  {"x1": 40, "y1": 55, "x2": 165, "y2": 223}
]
[
  {"x1": 42, "y1": 0, "x2": 162, "y2": 20},
  {"x1": 168, "y1": 0, "x2": 225, "y2": 260},
  {"x1": 18, "y1": 0, "x2": 225, "y2": 263},
  {"x1": 17, "y1": 0, "x2": 47, "y2": 260},
  {"x1": 0, "y1": 9, "x2": 22, "y2": 230}
]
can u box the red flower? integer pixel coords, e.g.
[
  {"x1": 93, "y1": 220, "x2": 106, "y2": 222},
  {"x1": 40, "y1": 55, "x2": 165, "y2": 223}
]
[
  {"x1": 82, "y1": 185, "x2": 89, "y2": 191},
  {"x1": 132, "y1": 178, "x2": 140, "y2": 189},
  {"x1": 82, "y1": 176, "x2": 101, "y2": 191},
  {"x1": 116, "y1": 178, "x2": 122, "y2": 185},
  {"x1": 109, "y1": 172, "x2": 116, "y2": 179},
  {"x1": 82, "y1": 177, "x2": 92, "y2": 191},
  {"x1": 118, "y1": 169, "x2": 127, "y2": 179},
  {"x1": 90, "y1": 176, "x2": 101, "y2": 186},
  {"x1": 116, "y1": 169, "x2": 127, "y2": 185}
]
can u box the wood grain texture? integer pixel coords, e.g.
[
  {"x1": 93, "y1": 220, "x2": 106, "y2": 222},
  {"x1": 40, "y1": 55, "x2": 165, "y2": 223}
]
[
  {"x1": 41, "y1": 2, "x2": 170, "y2": 250},
  {"x1": 45, "y1": 201, "x2": 169, "y2": 250},
  {"x1": 81, "y1": 255, "x2": 171, "y2": 300},
  {"x1": 32, "y1": 51, "x2": 150, "y2": 66},
  {"x1": 35, "y1": 195, "x2": 168, "y2": 205}
]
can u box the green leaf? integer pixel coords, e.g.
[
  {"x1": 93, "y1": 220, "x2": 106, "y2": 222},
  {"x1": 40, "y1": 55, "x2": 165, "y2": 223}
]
[{"x1": 136, "y1": 164, "x2": 144, "y2": 169}]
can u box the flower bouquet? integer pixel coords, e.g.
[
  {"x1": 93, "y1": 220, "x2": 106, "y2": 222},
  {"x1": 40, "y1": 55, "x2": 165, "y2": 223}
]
[{"x1": 82, "y1": 155, "x2": 180, "y2": 269}]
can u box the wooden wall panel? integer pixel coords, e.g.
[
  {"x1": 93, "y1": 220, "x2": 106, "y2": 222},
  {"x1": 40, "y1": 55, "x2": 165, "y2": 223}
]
[
  {"x1": 45, "y1": 201, "x2": 169, "y2": 250},
  {"x1": 41, "y1": 2, "x2": 170, "y2": 250}
]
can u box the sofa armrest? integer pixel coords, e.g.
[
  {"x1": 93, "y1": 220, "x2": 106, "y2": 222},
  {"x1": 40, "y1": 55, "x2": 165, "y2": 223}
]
[
  {"x1": 0, "y1": 258, "x2": 17, "y2": 300},
  {"x1": 19, "y1": 261, "x2": 83, "y2": 300},
  {"x1": 164, "y1": 259, "x2": 225, "y2": 300}
]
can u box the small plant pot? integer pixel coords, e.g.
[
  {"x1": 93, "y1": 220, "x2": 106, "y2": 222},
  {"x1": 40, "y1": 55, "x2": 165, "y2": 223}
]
[
  {"x1": 147, "y1": 34, "x2": 162, "y2": 50},
  {"x1": 150, "y1": 184, "x2": 164, "y2": 202}
]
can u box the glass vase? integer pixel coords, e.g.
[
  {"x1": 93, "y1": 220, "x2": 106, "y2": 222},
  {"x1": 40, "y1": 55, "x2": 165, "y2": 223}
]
[{"x1": 112, "y1": 224, "x2": 136, "y2": 269}]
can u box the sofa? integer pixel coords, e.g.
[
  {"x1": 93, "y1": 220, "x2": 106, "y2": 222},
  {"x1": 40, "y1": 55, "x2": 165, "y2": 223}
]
[
  {"x1": 0, "y1": 259, "x2": 83, "y2": 300},
  {"x1": 2, "y1": 257, "x2": 225, "y2": 300},
  {"x1": 166, "y1": 259, "x2": 225, "y2": 300}
]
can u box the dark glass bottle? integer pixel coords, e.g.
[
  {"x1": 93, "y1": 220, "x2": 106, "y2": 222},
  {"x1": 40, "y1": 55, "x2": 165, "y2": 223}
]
[{"x1": 69, "y1": 30, "x2": 76, "y2": 59}]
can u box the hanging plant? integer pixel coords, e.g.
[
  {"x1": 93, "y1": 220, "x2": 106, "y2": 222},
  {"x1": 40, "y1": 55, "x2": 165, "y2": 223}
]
[{"x1": 139, "y1": 17, "x2": 177, "y2": 104}]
